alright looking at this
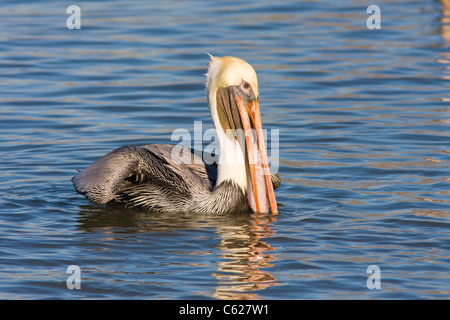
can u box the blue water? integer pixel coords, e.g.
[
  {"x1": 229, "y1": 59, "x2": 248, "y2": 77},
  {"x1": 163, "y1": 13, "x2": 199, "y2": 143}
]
[{"x1": 0, "y1": 0, "x2": 449, "y2": 299}]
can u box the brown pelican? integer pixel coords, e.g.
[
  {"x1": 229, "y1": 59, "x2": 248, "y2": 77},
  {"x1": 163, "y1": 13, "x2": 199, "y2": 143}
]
[{"x1": 72, "y1": 56, "x2": 280, "y2": 214}]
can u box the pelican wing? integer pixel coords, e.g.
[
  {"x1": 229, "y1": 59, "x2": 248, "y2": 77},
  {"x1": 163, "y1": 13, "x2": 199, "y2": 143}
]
[
  {"x1": 72, "y1": 146, "x2": 151, "y2": 205},
  {"x1": 72, "y1": 144, "x2": 216, "y2": 206}
]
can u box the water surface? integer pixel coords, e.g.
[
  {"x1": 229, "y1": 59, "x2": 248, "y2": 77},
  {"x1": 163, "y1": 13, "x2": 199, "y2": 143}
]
[{"x1": 0, "y1": 0, "x2": 449, "y2": 299}]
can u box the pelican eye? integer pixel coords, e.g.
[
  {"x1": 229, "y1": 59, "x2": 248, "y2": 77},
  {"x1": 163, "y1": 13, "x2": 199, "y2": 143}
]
[{"x1": 239, "y1": 80, "x2": 255, "y2": 102}]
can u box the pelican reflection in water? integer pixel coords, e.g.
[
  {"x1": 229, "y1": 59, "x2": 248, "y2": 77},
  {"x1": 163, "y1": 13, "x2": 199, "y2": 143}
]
[
  {"x1": 72, "y1": 56, "x2": 280, "y2": 214},
  {"x1": 76, "y1": 205, "x2": 279, "y2": 299}
]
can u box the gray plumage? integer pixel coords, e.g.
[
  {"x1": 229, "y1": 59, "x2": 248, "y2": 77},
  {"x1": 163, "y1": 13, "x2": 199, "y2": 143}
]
[{"x1": 72, "y1": 144, "x2": 280, "y2": 214}]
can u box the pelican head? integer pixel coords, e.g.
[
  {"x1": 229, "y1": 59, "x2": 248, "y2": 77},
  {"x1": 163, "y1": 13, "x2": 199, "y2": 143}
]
[{"x1": 206, "y1": 55, "x2": 277, "y2": 214}]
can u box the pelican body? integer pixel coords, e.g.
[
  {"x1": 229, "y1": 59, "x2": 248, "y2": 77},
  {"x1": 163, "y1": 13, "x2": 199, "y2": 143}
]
[{"x1": 72, "y1": 56, "x2": 280, "y2": 214}]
